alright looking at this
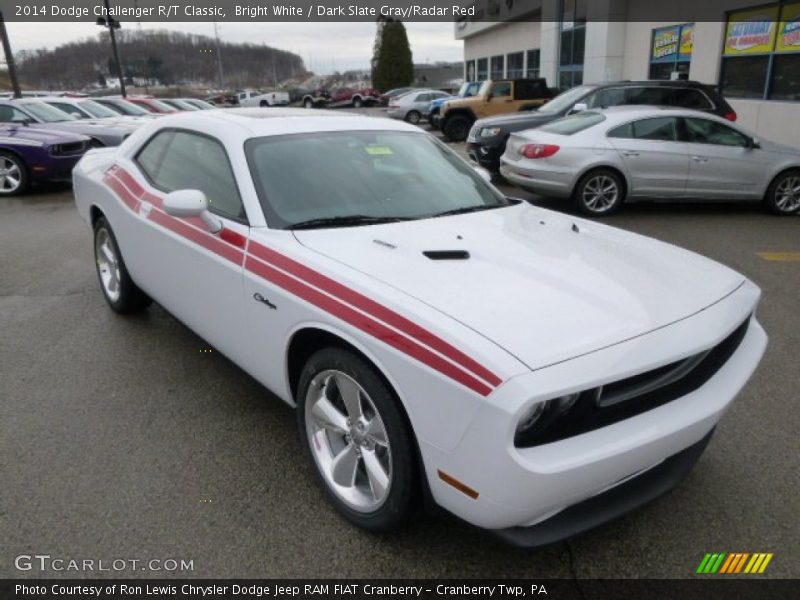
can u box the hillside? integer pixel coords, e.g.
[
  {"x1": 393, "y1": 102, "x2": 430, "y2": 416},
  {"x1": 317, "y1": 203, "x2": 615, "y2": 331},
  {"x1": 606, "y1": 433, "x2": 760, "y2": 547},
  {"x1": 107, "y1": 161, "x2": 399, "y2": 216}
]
[{"x1": 14, "y1": 29, "x2": 308, "y2": 91}]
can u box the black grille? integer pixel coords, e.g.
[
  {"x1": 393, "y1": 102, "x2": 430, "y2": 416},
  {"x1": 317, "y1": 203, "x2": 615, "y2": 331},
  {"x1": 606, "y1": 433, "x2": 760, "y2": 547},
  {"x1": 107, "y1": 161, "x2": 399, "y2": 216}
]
[
  {"x1": 516, "y1": 316, "x2": 751, "y2": 447},
  {"x1": 50, "y1": 141, "x2": 87, "y2": 156}
]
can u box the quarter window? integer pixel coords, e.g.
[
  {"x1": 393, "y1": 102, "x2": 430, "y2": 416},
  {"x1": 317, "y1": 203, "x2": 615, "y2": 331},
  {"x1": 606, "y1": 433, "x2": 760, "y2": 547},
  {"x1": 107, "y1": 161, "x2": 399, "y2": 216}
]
[
  {"x1": 136, "y1": 130, "x2": 245, "y2": 221},
  {"x1": 683, "y1": 118, "x2": 749, "y2": 147},
  {"x1": 491, "y1": 82, "x2": 512, "y2": 97}
]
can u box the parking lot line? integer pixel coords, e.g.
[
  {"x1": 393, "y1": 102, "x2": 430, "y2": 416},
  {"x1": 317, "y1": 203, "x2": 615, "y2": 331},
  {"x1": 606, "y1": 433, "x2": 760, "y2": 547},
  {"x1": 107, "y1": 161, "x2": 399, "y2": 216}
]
[{"x1": 756, "y1": 252, "x2": 800, "y2": 261}]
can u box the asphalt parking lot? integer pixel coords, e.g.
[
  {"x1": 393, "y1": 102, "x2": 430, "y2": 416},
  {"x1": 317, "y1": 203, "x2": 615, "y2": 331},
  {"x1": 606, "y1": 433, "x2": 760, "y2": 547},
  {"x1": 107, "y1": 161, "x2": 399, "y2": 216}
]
[{"x1": 1, "y1": 108, "x2": 798, "y2": 580}]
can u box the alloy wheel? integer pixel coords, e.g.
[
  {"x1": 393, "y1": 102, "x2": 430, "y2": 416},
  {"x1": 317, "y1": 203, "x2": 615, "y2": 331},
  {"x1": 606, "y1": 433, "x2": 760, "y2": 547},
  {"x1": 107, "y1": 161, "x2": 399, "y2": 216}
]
[
  {"x1": 95, "y1": 227, "x2": 121, "y2": 302},
  {"x1": 774, "y1": 175, "x2": 800, "y2": 213},
  {"x1": 304, "y1": 370, "x2": 392, "y2": 513},
  {"x1": 0, "y1": 156, "x2": 22, "y2": 194},
  {"x1": 582, "y1": 175, "x2": 619, "y2": 213}
]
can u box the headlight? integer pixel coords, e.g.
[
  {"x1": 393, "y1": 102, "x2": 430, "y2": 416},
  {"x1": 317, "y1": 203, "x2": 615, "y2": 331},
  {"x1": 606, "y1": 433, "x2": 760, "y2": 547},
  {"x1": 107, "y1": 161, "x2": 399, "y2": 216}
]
[
  {"x1": 514, "y1": 389, "x2": 599, "y2": 447},
  {"x1": 480, "y1": 127, "x2": 502, "y2": 137}
]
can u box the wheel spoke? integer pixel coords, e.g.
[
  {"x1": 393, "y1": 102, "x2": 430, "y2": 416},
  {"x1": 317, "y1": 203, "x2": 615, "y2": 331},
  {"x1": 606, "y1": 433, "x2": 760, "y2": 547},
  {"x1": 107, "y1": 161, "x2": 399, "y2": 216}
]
[
  {"x1": 365, "y1": 416, "x2": 387, "y2": 446},
  {"x1": 334, "y1": 374, "x2": 362, "y2": 420},
  {"x1": 311, "y1": 395, "x2": 348, "y2": 434},
  {"x1": 362, "y1": 448, "x2": 389, "y2": 501},
  {"x1": 330, "y1": 443, "x2": 359, "y2": 487}
]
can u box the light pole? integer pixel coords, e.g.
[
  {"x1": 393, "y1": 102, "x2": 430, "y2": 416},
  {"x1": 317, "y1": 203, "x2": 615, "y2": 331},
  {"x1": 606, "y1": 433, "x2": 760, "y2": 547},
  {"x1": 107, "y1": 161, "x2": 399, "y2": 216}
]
[
  {"x1": 0, "y1": 12, "x2": 21, "y2": 98},
  {"x1": 97, "y1": 0, "x2": 126, "y2": 97},
  {"x1": 213, "y1": 22, "x2": 225, "y2": 91}
]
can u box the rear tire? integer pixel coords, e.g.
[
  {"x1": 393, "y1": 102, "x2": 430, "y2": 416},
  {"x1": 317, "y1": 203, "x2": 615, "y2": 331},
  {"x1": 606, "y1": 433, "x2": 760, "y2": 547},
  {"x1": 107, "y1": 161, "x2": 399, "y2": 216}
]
[
  {"x1": 404, "y1": 110, "x2": 421, "y2": 125},
  {"x1": 0, "y1": 151, "x2": 29, "y2": 196},
  {"x1": 304, "y1": 98, "x2": 313, "y2": 109},
  {"x1": 259, "y1": 100, "x2": 268, "y2": 107},
  {"x1": 443, "y1": 115, "x2": 472, "y2": 142},
  {"x1": 572, "y1": 169, "x2": 625, "y2": 216},
  {"x1": 764, "y1": 169, "x2": 800, "y2": 215},
  {"x1": 352, "y1": 97, "x2": 363, "y2": 108},
  {"x1": 297, "y1": 347, "x2": 418, "y2": 532},
  {"x1": 93, "y1": 217, "x2": 152, "y2": 314}
]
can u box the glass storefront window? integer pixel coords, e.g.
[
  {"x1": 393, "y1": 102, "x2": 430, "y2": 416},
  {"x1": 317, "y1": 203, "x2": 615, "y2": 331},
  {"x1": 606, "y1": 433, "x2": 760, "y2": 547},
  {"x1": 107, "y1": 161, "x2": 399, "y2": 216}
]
[
  {"x1": 526, "y1": 50, "x2": 540, "y2": 78},
  {"x1": 477, "y1": 58, "x2": 488, "y2": 81},
  {"x1": 490, "y1": 55, "x2": 504, "y2": 80},
  {"x1": 507, "y1": 52, "x2": 524, "y2": 79},
  {"x1": 720, "y1": 2, "x2": 800, "y2": 100}
]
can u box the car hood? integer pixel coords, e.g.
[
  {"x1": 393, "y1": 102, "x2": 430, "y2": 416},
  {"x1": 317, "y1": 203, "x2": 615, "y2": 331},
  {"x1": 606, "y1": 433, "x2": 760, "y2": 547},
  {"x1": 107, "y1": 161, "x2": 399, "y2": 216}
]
[
  {"x1": 30, "y1": 121, "x2": 131, "y2": 136},
  {"x1": 476, "y1": 111, "x2": 559, "y2": 132},
  {"x1": 0, "y1": 125, "x2": 87, "y2": 144},
  {"x1": 294, "y1": 203, "x2": 744, "y2": 370}
]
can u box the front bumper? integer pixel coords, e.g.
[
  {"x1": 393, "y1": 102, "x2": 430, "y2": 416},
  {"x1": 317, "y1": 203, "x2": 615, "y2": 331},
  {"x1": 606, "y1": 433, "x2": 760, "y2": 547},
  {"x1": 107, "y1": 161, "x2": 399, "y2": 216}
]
[
  {"x1": 420, "y1": 281, "x2": 766, "y2": 537},
  {"x1": 494, "y1": 429, "x2": 714, "y2": 547},
  {"x1": 467, "y1": 139, "x2": 505, "y2": 171}
]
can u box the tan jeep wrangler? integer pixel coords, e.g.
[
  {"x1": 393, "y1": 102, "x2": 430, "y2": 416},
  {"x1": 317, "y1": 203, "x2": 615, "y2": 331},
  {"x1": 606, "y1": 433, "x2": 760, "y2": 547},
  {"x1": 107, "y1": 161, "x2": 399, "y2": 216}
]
[{"x1": 440, "y1": 78, "x2": 553, "y2": 142}]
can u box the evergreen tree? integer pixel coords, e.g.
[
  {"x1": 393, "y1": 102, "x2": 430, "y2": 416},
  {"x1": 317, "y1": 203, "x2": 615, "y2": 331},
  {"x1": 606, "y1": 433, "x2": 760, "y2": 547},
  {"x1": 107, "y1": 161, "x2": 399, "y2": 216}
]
[{"x1": 372, "y1": 20, "x2": 413, "y2": 92}]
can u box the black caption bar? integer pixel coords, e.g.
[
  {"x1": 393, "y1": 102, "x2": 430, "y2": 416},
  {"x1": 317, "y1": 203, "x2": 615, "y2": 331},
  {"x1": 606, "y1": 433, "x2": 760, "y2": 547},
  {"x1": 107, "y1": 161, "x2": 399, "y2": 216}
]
[
  {"x1": 0, "y1": 1, "x2": 772, "y2": 23},
  {"x1": 1, "y1": 579, "x2": 796, "y2": 600}
]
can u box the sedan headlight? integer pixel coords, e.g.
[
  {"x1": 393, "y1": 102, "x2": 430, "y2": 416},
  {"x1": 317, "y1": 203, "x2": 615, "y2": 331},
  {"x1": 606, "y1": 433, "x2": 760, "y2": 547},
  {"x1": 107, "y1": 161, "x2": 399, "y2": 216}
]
[{"x1": 480, "y1": 127, "x2": 502, "y2": 138}]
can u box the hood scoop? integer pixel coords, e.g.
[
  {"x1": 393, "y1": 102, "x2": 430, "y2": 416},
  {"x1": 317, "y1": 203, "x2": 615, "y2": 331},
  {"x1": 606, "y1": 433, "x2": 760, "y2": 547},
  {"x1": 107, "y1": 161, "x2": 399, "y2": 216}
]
[{"x1": 423, "y1": 250, "x2": 470, "y2": 260}]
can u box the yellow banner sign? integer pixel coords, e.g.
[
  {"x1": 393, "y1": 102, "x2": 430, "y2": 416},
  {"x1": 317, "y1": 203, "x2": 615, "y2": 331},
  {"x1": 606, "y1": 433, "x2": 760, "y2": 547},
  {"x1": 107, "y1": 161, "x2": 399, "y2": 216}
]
[
  {"x1": 777, "y1": 2, "x2": 800, "y2": 53},
  {"x1": 724, "y1": 6, "x2": 779, "y2": 55}
]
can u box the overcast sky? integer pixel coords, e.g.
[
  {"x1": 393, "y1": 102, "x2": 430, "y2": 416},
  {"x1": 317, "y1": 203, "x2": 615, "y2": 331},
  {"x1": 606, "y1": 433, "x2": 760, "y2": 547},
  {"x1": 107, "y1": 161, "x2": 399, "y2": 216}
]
[{"x1": 6, "y1": 22, "x2": 463, "y2": 73}]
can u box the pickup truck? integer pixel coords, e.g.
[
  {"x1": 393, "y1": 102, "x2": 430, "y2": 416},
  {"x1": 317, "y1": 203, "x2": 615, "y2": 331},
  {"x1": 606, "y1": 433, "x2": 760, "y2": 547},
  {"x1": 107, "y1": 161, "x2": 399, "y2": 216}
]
[
  {"x1": 439, "y1": 78, "x2": 553, "y2": 142},
  {"x1": 236, "y1": 89, "x2": 290, "y2": 107}
]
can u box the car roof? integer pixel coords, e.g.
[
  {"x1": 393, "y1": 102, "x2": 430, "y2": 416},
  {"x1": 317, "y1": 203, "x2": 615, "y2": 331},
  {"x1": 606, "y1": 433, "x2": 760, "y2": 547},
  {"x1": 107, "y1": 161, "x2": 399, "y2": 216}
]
[{"x1": 148, "y1": 107, "x2": 421, "y2": 137}]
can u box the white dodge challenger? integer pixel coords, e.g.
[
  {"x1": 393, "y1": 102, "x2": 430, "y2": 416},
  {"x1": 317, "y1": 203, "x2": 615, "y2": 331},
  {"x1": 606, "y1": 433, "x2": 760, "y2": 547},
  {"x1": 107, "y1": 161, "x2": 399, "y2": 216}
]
[{"x1": 73, "y1": 108, "x2": 767, "y2": 546}]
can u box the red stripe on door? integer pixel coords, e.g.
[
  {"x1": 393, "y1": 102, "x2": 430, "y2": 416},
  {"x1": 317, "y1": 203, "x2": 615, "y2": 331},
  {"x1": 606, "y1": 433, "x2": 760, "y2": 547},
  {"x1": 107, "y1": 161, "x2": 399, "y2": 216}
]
[
  {"x1": 245, "y1": 255, "x2": 494, "y2": 396},
  {"x1": 248, "y1": 241, "x2": 503, "y2": 387}
]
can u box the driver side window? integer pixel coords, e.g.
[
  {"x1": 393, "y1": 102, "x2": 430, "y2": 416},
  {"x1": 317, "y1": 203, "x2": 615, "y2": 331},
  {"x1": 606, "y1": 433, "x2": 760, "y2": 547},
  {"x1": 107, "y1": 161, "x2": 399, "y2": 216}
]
[
  {"x1": 0, "y1": 105, "x2": 31, "y2": 122},
  {"x1": 491, "y1": 82, "x2": 511, "y2": 97},
  {"x1": 683, "y1": 118, "x2": 749, "y2": 147},
  {"x1": 136, "y1": 130, "x2": 246, "y2": 222}
]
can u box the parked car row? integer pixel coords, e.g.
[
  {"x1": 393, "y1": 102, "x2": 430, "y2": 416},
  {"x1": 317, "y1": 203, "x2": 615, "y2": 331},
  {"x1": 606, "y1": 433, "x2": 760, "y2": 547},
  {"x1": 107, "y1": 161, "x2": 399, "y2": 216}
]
[
  {"x1": 485, "y1": 81, "x2": 799, "y2": 216},
  {"x1": 0, "y1": 94, "x2": 218, "y2": 195}
]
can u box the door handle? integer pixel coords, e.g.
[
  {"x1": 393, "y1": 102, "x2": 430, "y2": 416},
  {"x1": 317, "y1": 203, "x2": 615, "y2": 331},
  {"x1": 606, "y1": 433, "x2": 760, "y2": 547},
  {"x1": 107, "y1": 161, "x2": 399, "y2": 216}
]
[
  {"x1": 692, "y1": 156, "x2": 708, "y2": 163},
  {"x1": 621, "y1": 150, "x2": 639, "y2": 156}
]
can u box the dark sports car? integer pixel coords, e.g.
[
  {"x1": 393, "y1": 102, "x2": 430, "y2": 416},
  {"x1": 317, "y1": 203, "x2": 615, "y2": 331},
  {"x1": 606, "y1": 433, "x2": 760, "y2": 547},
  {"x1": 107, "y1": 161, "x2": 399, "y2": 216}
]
[{"x1": 0, "y1": 124, "x2": 91, "y2": 195}]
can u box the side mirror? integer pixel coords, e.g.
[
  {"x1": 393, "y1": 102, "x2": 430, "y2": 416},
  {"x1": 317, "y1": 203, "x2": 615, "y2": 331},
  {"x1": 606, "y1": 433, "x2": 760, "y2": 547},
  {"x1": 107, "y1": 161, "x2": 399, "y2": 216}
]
[
  {"x1": 473, "y1": 166, "x2": 493, "y2": 184},
  {"x1": 570, "y1": 102, "x2": 588, "y2": 114},
  {"x1": 750, "y1": 138, "x2": 761, "y2": 149},
  {"x1": 163, "y1": 189, "x2": 222, "y2": 233}
]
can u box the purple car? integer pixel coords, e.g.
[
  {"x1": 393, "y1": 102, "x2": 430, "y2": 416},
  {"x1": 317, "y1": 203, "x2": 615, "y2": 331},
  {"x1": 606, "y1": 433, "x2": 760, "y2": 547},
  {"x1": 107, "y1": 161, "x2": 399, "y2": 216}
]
[{"x1": 0, "y1": 124, "x2": 91, "y2": 195}]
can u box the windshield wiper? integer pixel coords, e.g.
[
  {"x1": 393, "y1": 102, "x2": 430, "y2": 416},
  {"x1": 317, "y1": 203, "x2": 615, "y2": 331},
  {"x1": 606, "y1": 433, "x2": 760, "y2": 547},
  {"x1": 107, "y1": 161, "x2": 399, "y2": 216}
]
[
  {"x1": 428, "y1": 204, "x2": 505, "y2": 219},
  {"x1": 287, "y1": 215, "x2": 411, "y2": 230}
]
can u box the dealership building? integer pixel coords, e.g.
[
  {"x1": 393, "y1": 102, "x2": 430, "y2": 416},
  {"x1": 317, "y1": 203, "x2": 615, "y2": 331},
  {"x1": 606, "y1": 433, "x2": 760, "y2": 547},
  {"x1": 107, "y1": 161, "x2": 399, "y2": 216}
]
[{"x1": 456, "y1": 0, "x2": 800, "y2": 146}]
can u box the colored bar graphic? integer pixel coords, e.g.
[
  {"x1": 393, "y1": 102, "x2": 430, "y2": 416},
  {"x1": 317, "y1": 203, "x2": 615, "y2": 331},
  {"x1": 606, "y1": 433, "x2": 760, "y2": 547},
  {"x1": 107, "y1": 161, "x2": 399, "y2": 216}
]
[{"x1": 699, "y1": 552, "x2": 773, "y2": 574}]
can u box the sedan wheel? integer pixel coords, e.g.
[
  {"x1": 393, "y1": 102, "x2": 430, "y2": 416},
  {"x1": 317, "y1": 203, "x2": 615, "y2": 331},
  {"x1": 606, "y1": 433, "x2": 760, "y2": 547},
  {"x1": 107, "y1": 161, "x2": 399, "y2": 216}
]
[
  {"x1": 297, "y1": 348, "x2": 417, "y2": 531},
  {"x1": 304, "y1": 99, "x2": 313, "y2": 109},
  {"x1": 405, "y1": 110, "x2": 421, "y2": 125},
  {"x1": 574, "y1": 170, "x2": 624, "y2": 216},
  {"x1": 765, "y1": 171, "x2": 800, "y2": 215},
  {"x1": 0, "y1": 153, "x2": 28, "y2": 196}
]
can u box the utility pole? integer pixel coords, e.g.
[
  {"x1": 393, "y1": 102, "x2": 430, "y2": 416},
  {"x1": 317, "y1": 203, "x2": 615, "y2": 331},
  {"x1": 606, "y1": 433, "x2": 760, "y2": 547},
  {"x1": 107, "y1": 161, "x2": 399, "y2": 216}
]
[
  {"x1": 97, "y1": 0, "x2": 126, "y2": 97},
  {"x1": 213, "y1": 22, "x2": 225, "y2": 91},
  {"x1": 0, "y1": 12, "x2": 21, "y2": 98}
]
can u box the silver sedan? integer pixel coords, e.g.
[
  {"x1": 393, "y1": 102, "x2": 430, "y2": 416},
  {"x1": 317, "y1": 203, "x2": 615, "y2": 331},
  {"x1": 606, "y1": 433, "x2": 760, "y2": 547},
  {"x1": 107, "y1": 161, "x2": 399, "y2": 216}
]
[
  {"x1": 500, "y1": 106, "x2": 800, "y2": 216},
  {"x1": 386, "y1": 89, "x2": 452, "y2": 124}
]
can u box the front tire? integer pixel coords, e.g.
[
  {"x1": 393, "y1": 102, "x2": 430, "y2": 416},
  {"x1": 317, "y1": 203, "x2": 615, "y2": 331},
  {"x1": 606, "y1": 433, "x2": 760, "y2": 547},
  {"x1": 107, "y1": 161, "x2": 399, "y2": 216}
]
[
  {"x1": 93, "y1": 216, "x2": 151, "y2": 314},
  {"x1": 764, "y1": 170, "x2": 800, "y2": 215},
  {"x1": 297, "y1": 348, "x2": 418, "y2": 532},
  {"x1": 443, "y1": 115, "x2": 472, "y2": 142},
  {"x1": 0, "y1": 151, "x2": 29, "y2": 196},
  {"x1": 352, "y1": 97, "x2": 363, "y2": 108},
  {"x1": 304, "y1": 98, "x2": 313, "y2": 109},
  {"x1": 572, "y1": 169, "x2": 625, "y2": 216}
]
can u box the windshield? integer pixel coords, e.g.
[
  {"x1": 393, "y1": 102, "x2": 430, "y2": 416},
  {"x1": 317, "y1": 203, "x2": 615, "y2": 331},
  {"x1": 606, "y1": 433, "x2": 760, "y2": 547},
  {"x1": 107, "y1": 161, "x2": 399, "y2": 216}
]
[
  {"x1": 246, "y1": 131, "x2": 509, "y2": 229},
  {"x1": 79, "y1": 100, "x2": 120, "y2": 118},
  {"x1": 20, "y1": 101, "x2": 77, "y2": 122},
  {"x1": 538, "y1": 85, "x2": 593, "y2": 114},
  {"x1": 458, "y1": 82, "x2": 481, "y2": 98},
  {"x1": 143, "y1": 99, "x2": 177, "y2": 113},
  {"x1": 108, "y1": 100, "x2": 150, "y2": 115}
]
